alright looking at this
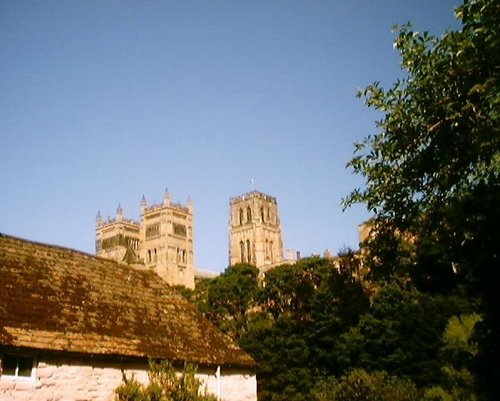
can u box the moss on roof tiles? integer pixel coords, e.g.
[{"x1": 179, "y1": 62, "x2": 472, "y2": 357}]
[{"x1": 0, "y1": 233, "x2": 255, "y2": 368}]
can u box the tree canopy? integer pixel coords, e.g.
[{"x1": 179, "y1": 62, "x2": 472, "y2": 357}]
[{"x1": 343, "y1": 0, "x2": 499, "y2": 398}]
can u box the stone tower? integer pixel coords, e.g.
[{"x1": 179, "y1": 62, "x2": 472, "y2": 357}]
[
  {"x1": 96, "y1": 190, "x2": 195, "y2": 288},
  {"x1": 139, "y1": 191, "x2": 195, "y2": 288},
  {"x1": 95, "y1": 205, "x2": 141, "y2": 264},
  {"x1": 229, "y1": 190, "x2": 284, "y2": 271}
]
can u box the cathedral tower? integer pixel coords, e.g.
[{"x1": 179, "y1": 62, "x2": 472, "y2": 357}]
[
  {"x1": 96, "y1": 190, "x2": 195, "y2": 289},
  {"x1": 229, "y1": 191, "x2": 284, "y2": 271},
  {"x1": 139, "y1": 190, "x2": 195, "y2": 288},
  {"x1": 95, "y1": 205, "x2": 141, "y2": 264}
]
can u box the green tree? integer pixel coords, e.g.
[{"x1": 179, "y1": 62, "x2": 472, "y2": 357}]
[
  {"x1": 241, "y1": 314, "x2": 315, "y2": 401},
  {"x1": 343, "y1": 0, "x2": 498, "y2": 397},
  {"x1": 352, "y1": 282, "x2": 465, "y2": 387},
  {"x1": 174, "y1": 278, "x2": 213, "y2": 316},
  {"x1": 205, "y1": 263, "x2": 260, "y2": 339},
  {"x1": 423, "y1": 314, "x2": 482, "y2": 401},
  {"x1": 115, "y1": 360, "x2": 217, "y2": 401},
  {"x1": 312, "y1": 369, "x2": 420, "y2": 401},
  {"x1": 240, "y1": 258, "x2": 369, "y2": 401}
]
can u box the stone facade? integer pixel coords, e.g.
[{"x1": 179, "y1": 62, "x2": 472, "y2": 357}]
[
  {"x1": 96, "y1": 190, "x2": 195, "y2": 288},
  {"x1": 229, "y1": 191, "x2": 284, "y2": 272},
  {"x1": 0, "y1": 355, "x2": 256, "y2": 401}
]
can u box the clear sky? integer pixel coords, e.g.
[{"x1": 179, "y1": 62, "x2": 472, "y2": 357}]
[{"x1": 1, "y1": 0, "x2": 460, "y2": 272}]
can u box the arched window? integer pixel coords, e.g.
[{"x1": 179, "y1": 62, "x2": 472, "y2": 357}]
[
  {"x1": 265, "y1": 239, "x2": 269, "y2": 259},
  {"x1": 247, "y1": 207, "x2": 252, "y2": 223},
  {"x1": 261, "y1": 207, "x2": 265, "y2": 223},
  {"x1": 240, "y1": 241, "x2": 245, "y2": 263},
  {"x1": 239, "y1": 208, "x2": 244, "y2": 225},
  {"x1": 246, "y1": 240, "x2": 251, "y2": 264},
  {"x1": 270, "y1": 241, "x2": 274, "y2": 260},
  {"x1": 147, "y1": 250, "x2": 152, "y2": 263}
]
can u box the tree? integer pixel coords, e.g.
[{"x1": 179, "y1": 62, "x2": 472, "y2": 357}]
[
  {"x1": 344, "y1": 0, "x2": 499, "y2": 229},
  {"x1": 312, "y1": 369, "x2": 420, "y2": 401},
  {"x1": 423, "y1": 314, "x2": 481, "y2": 401},
  {"x1": 239, "y1": 258, "x2": 369, "y2": 401},
  {"x1": 205, "y1": 263, "x2": 260, "y2": 339},
  {"x1": 343, "y1": 0, "x2": 499, "y2": 397},
  {"x1": 351, "y1": 282, "x2": 464, "y2": 387},
  {"x1": 174, "y1": 278, "x2": 213, "y2": 316},
  {"x1": 114, "y1": 360, "x2": 217, "y2": 401}
]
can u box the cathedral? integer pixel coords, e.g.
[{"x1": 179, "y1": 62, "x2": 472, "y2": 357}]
[
  {"x1": 95, "y1": 190, "x2": 195, "y2": 288},
  {"x1": 228, "y1": 191, "x2": 284, "y2": 272},
  {"x1": 96, "y1": 189, "x2": 285, "y2": 287}
]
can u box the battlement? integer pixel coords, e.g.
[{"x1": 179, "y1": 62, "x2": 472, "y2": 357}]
[
  {"x1": 230, "y1": 190, "x2": 277, "y2": 205},
  {"x1": 98, "y1": 218, "x2": 140, "y2": 228},
  {"x1": 143, "y1": 201, "x2": 190, "y2": 215}
]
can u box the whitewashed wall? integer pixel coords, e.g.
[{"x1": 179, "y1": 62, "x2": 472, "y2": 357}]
[{"x1": 0, "y1": 355, "x2": 257, "y2": 401}]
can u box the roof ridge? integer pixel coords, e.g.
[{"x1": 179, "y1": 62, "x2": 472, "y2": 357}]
[{"x1": 0, "y1": 232, "x2": 100, "y2": 259}]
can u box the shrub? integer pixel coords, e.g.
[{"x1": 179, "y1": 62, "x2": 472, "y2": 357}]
[{"x1": 115, "y1": 360, "x2": 218, "y2": 401}]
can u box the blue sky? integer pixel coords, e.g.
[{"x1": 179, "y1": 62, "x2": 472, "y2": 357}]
[{"x1": 1, "y1": 0, "x2": 460, "y2": 272}]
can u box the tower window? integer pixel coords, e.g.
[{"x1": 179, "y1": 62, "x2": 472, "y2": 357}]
[
  {"x1": 173, "y1": 223, "x2": 187, "y2": 237},
  {"x1": 176, "y1": 248, "x2": 187, "y2": 264},
  {"x1": 246, "y1": 240, "x2": 252, "y2": 264},
  {"x1": 239, "y1": 209, "x2": 244, "y2": 225},
  {"x1": 146, "y1": 223, "x2": 160, "y2": 238},
  {"x1": 240, "y1": 241, "x2": 245, "y2": 263},
  {"x1": 261, "y1": 207, "x2": 265, "y2": 223},
  {"x1": 247, "y1": 207, "x2": 252, "y2": 223}
]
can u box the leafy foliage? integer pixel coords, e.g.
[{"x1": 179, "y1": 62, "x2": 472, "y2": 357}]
[
  {"x1": 312, "y1": 369, "x2": 420, "y2": 401},
  {"x1": 114, "y1": 360, "x2": 217, "y2": 401},
  {"x1": 350, "y1": 282, "x2": 468, "y2": 387},
  {"x1": 344, "y1": 0, "x2": 499, "y2": 225},
  {"x1": 204, "y1": 263, "x2": 260, "y2": 339},
  {"x1": 239, "y1": 258, "x2": 370, "y2": 401},
  {"x1": 422, "y1": 314, "x2": 482, "y2": 401},
  {"x1": 343, "y1": 0, "x2": 498, "y2": 397}
]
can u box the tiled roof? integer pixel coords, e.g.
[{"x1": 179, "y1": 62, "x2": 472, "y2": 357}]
[{"x1": 0, "y1": 234, "x2": 255, "y2": 368}]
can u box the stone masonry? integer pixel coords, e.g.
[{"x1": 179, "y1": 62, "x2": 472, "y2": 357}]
[
  {"x1": 229, "y1": 191, "x2": 284, "y2": 272},
  {"x1": 95, "y1": 190, "x2": 195, "y2": 288}
]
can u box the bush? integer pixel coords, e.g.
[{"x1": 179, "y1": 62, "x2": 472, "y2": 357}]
[
  {"x1": 115, "y1": 360, "x2": 218, "y2": 401},
  {"x1": 312, "y1": 369, "x2": 420, "y2": 401}
]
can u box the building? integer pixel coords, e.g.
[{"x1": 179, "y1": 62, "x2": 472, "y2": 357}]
[
  {"x1": 0, "y1": 233, "x2": 256, "y2": 401},
  {"x1": 96, "y1": 189, "x2": 195, "y2": 288},
  {"x1": 229, "y1": 191, "x2": 284, "y2": 272}
]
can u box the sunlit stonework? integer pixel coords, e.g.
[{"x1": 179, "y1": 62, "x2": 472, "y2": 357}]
[
  {"x1": 229, "y1": 191, "x2": 284, "y2": 273},
  {"x1": 95, "y1": 190, "x2": 195, "y2": 288}
]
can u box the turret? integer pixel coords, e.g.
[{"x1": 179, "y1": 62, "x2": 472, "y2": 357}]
[
  {"x1": 163, "y1": 188, "x2": 171, "y2": 206},
  {"x1": 140, "y1": 195, "x2": 147, "y2": 214},
  {"x1": 116, "y1": 204, "x2": 123, "y2": 221},
  {"x1": 96, "y1": 211, "x2": 102, "y2": 227}
]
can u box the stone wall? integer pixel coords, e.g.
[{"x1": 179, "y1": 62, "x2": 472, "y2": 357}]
[{"x1": 0, "y1": 355, "x2": 256, "y2": 401}]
